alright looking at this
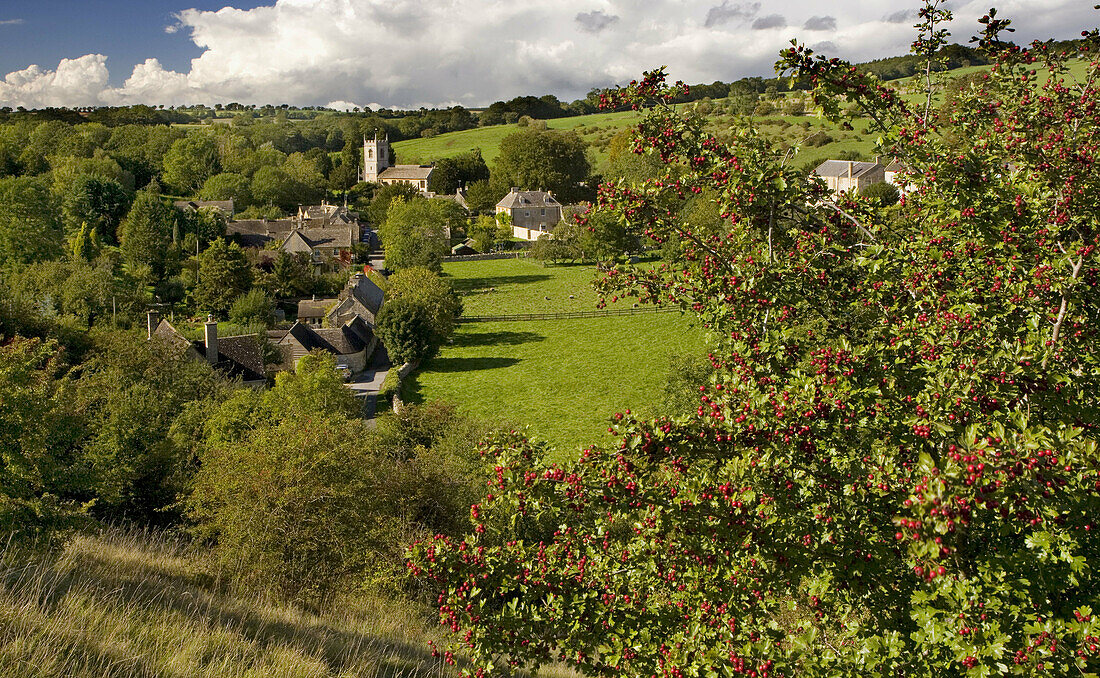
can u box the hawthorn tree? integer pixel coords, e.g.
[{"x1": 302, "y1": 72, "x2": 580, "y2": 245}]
[{"x1": 411, "y1": 8, "x2": 1100, "y2": 678}]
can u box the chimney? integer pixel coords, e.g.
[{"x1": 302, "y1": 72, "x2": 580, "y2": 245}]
[
  {"x1": 146, "y1": 309, "x2": 160, "y2": 340},
  {"x1": 204, "y1": 315, "x2": 218, "y2": 365},
  {"x1": 511, "y1": 187, "x2": 519, "y2": 193}
]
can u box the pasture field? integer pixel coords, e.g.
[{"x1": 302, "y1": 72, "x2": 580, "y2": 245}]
[
  {"x1": 393, "y1": 58, "x2": 1089, "y2": 173},
  {"x1": 403, "y1": 259, "x2": 708, "y2": 455}
]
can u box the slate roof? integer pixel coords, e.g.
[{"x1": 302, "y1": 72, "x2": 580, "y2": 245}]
[
  {"x1": 197, "y1": 335, "x2": 267, "y2": 383},
  {"x1": 297, "y1": 297, "x2": 337, "y2": 319},
  {"x1": 229, "y1": 219, "x2": 297, "y2": 235},
  {"x1": 151, "y1": 320, "x2": 266, "y2": 384},
  {"x1": 326, "y1": 274, "x2": 385, "y2": 326},
  {"x1": 379, "y1": 165, "x2": 434, "y2": 181},
  {"x1": 813, "y1": 160, "x2": 884, "y2": 179},
  {"x1": 281, "y1": 227, "x2": 355, "y2": 253},
  {"x1": 152, "y1": 319, "x2": 196, "y2": 354},
  {"x1": 497, "y1": 189, "x2": 560, "y2": 210},
  {"x1": 280, "y1": 318, "x2": 373, "y2": 356}
]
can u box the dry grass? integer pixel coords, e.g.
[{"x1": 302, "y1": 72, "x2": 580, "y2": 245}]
[
  {"x1": 0, "y1": 528, "x2": 586, "y2": 678},
  {"x1": 0, "y1": 528, "x2": 453, "y2": 678}
]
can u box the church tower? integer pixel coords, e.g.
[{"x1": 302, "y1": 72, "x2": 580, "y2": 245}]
[{"x1": 362, "y1": 130, "x2": 391, "y2": 183}]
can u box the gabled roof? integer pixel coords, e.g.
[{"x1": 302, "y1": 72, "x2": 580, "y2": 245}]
[
  {"x1": 152, "y1": 319, "x2": 265, "y2": 384},
  {"x1": 379, "y1": 165, "x2": 434, "y2": 181},
  {"x1": 197, "y1": 335, "x2": 267, "y2": 383},
  {"x1": 497, "y1": 189, "x2": 560, "y2": 210},
  {"x1": 297, "y1": 297, "x2": 337, "y2": 319},
  {"x1": 813, "y1": 160, "x2": 884, "y2": 179},
  {"x1": 280, "y1": 319, "x2": 372, "y2": 356},
  {"x1": 325, "y1": 273, "x2": 385, "y2": 327},
  {"x1": 280, "y1": 227, "x2": 354, "y2": 252},
  {"x1": 884, "y1": 159, "x2": 906, "y2": 173},
  {"x1": 152, "y1": 319, "x2": 196, "y2": 355}
]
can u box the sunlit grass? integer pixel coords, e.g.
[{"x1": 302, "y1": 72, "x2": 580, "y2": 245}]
[
  {"x1": 0, "y1": 528, "x2": 453, "y2": 678},
  {"x1": 404, "y1": 259, "x2": 708, "y2": 456}
]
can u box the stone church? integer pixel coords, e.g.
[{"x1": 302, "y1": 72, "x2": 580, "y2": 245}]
[{"x1": 362, "y1": 132, "x2": 434, "y2": 193}]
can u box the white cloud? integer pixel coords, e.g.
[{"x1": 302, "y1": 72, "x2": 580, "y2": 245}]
[
  {"x1": 0, "y1": 54, "x2": 111, "y2": 108},
  {"x1": 326, "y1": 99, "x2": 360, "y2": 111},
  {"x1": 0, "y1": 19, "x2": 25, "y2": 26},
  {"x1": 0, "y1": 0, "x2": 1094, "y2": 109}
]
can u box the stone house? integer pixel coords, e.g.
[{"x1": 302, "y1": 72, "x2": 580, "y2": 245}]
[
  {"x1": 279, "y1": 226, "x2": 356, "y2": 273},
  {"x1": 884, "y1": 159, "x2": 908, "y2": 194},
  {"x1": 496, "y1": 188, "x2": 563, "y2": 241},
  {"x1": 812, "y1": 160, "x2": 886, "y2": 198},
  {"x1": 147, "y1": 311, "x2": 267, "y2": 387},
  {"x1": 275, "y1": 316, "x2": 377, "y2": 373}
]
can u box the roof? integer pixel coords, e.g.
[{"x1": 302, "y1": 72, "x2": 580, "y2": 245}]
[
  {"x1": 152, "y1": 319, "x2": 195, "y2": 354},
  {"x1": 198, "y1": 335, "x2": 267, "y2": 383},
  {"x1": 280, "y1": 319, "x2": 372, "y2": 356},
  {"x1": 281, "y1": 227, "x2": 355, "y2": 252},
  {"x1": 496, "y1": 189, "x2": 561, "y2": 210},
  {"x1": 884, "y1": 159, "x2": 906, "y2": 173},
  {"x1": 348, "y1": 274, "x2": 384, "y2": 316},
  {"x1": 297, "y1": 297, "x2": 337, "y2": 318},
  {"x1": 228, "y1": 219, "x2": 297, "y2": 236},
  {"x1": 174, "y1": 200, "x2": 235, "y2": 216},
  {"x1": 297, "y1": 204, "x2": 360, "y2": 226},
  {"x1": 151, "y1": 319, "x2": 265, "y2": 384},
  {"x1": 379, "y1": 165, "x2": 434, "y2": 181},
  {"x1": 813, "y1": 160, "x2": 884, "y2": 179}
]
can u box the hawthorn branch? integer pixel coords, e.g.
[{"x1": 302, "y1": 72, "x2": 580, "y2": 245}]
[
  {"x1": 1042, "y1": 254, "x2": 1085, "y2": 369},
  {"x1": 821, "y1": 200, "x2": 878, "y2": 244}
]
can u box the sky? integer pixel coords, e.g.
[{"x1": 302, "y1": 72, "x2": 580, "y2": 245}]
[{"x1": 0, "y1": 0, "x2": 1093, "y2": 110}]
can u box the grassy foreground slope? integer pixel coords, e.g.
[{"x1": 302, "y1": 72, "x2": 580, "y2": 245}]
[
  {"x1": 403, "y1": 259, "x2": 707, "y2": 455},
  {"x1": 0, "y1": 529, "x2": 450, "y2": 678}
]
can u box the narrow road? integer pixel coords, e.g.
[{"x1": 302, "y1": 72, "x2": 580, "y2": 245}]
[{"x1": 347, "y1": 346, "x2": 391, "y2": 425}]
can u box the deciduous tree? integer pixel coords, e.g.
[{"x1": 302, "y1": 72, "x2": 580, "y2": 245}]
[{"x1": 412, "y1": 10, "x2": 1100, "y2": 677}]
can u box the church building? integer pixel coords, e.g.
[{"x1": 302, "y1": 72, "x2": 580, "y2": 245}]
[{"x1": 362, "y1": 132, "x2": 434, "y2": 193}]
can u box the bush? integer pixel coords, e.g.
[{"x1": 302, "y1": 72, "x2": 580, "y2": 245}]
[
  {"x1": 228, "y1": 288, "x2": 275, "y2": 328},
  {"x1": 861, "y1": 180, "x2": 900, "y2": 207}
]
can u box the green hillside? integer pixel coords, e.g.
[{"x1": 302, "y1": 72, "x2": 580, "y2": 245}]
[{"x1": 395, "y1": 58, "x2": 1089, "y2": 174}]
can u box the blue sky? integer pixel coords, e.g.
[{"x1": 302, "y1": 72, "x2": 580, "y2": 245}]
[
  {"x1": 0, "y1": 0, "x2": 267, "y2": 84},
  {"x1": 0, "y1": 1, "x2": 1094, "y2": 109}
]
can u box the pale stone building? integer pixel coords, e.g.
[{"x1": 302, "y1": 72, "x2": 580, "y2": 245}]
[
  {"x1": 362, "y1": 132, "x2": 434, "y2": 193},
  {"x1": 496, "y1": 188, "x2": 562, "y2": 241},
  {"x1": 812, "y1": 160, "x2": 886, "y2": 198}
]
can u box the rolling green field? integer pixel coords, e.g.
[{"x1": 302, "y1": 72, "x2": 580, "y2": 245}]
[
  {"x1": 393, "y1": 58, "x2": 1090, "y2": 173},
  {"x1": 403, "y1": 259, "x2": 708, "y2": 455}
]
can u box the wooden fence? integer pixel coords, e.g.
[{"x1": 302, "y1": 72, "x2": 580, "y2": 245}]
[{"x1": 458, "y1": 306, "x2": 679, "y2": 323}]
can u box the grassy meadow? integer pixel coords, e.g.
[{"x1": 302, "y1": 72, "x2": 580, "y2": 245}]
[
  {"x1": 393, "y1": 58, "x2": 1090, "y2": 174},
  {"x1": 0, "y1": 529, "x2": 448, "y2": 678},
  {"x1": 403, "y1": 259, "x2": 708, "y2": 456}
]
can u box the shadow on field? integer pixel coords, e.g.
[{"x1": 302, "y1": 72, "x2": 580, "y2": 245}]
[
  {"x1": 450, "y1": 274, "x2": 550, "y2": 294},
  {"x1": 427, "y1": 357, "x2": 521, "y2": 373},
  {"x1": 452, "y1": 330, "x2": 544, "y2": 348}
]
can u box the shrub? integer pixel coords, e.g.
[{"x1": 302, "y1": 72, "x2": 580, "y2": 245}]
[
  {"x1": 861, "y1": 180, "x2": 900, "y2": 207},
  {"x1": 228, "y1": 288, "x2": 275, "y2": 328}
]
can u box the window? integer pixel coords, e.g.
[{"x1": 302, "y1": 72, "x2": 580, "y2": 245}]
[
  {"x1": 525, "y1": 211, "x2": 530, "y2": 217},
  {"x1": 541, "y1": 209, "x2": 546, "y2": 216}
]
